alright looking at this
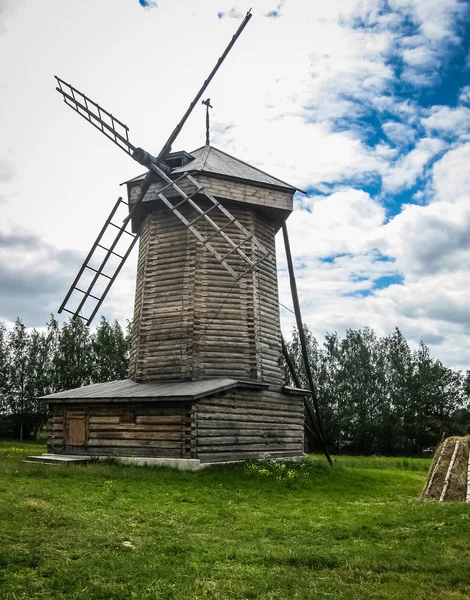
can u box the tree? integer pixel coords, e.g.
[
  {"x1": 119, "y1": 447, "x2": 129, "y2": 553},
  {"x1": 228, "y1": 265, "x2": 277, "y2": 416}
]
[
  {"x1": 53, "y1": 318, "x2": 92, "y2": 391},
  {"x1": 285, "y1": 325, "x2": 467, "y2": 455},
  {"x1": 92, "y1": 317, "x2": 129, "y2": 382},
  {"x1": 382, "y1": 328, "x2": 414, "y2": 454},
  {"x1": 7, "y1": 319, "x2": 31, "y2": 440}
]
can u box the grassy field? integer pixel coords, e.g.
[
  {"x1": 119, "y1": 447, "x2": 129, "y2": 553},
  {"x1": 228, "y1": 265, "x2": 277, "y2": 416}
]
[{"x1": 0, "y1": 442, "x2": 469, "y2": 600}]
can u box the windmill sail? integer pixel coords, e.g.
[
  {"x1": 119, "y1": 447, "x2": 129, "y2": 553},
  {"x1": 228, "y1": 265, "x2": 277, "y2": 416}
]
[
  {"x1": 56, "y1": 10, "x2": 255, "y2": 324},
  {"x1": 55, "y1": 77, "x2": 135, "y2": 157},
  {"x1": 147, "y1": 163, "x2": 271, "y2": 278},
  {"x1": 58, "y1": 197, "x2": 138, "y2": 325}
]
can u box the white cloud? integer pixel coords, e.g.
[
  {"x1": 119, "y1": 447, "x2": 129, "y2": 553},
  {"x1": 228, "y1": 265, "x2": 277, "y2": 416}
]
[
  {"x1": 422, "y1": 105, "x2": 470, "y2": 136},
  {"x1": 284, "y1": 189, "x2": 385, "y2": 260},
  {"x1": 1, "y1": 0, "x2": 470, "y2": 372},
  {"x1": 402, "y1": 45, "x2": 436, "y2": 68},
  {"x1": 459, "y1": 86, "x2": 470, "y2": 105},
  {"x1": 432, "y1": 142, "x2": 470, "y2": 202},
  {"x1": 390, "y1": 0, "x2": 466, "y2": 43},
  {"x1": 382, "y1": 120, "x2": 416, "y2": 145},
  {"x1": 380, "y1": 137, "x2": 444, "y2": 193}
]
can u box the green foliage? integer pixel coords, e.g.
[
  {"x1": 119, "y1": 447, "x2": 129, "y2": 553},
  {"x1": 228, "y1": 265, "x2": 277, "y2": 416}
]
[
  {"x1": 92, "y1": 317, "x2": 130, "y2": 382},
  {"x1": 0, "y1": 316, "x2": 129, "y2": 439},
  {"x1": 286, "y1": 325, "x2": 469, "y2": 455},
  {"x1": 244, "y1": 456, "x2": 320, "y2": 481},
  {"x1": 2, "y1": 442, "x2": 470, "y2": 600}
]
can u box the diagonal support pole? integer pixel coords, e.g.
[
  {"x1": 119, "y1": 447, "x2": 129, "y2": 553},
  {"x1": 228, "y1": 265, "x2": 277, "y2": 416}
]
[
  {"x1": 282, "y1": 221, "x2": 333, "y2": 466},
  {"x1": 281, "y1": 335, "x2": 324, "y2": 445}
]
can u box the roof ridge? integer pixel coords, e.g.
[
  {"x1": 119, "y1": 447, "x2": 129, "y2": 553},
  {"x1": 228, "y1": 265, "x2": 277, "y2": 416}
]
[
  {"x1": 189, "y1": 144, "x2": 300, "y2": 191},
  {"x1": 198, "y1": 144, "x2": 211, "y2": 171}
]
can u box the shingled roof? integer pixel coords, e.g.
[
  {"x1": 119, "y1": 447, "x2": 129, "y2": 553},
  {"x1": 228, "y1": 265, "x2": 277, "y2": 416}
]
[
  {"x1": 40, "y1": 378, "x2": 268, "y2": 403},
  {"x1": 124, "y1": 145, "x2": 299, "y2": 192},
  {"x1": 172, "y1": 145, "x2": 298, "y2": 191},
  {"x1": 40, "y1": 378, "x2": 309, "y2": 403}
]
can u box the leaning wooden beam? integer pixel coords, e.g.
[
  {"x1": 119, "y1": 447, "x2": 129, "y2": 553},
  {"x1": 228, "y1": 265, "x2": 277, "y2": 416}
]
[
  {"x1": 281, "y1": 222, "x2": 332, "y2": 466},
  {"x1": 466, "y1": 443, "x2": 470, "y2": 503},
  {"x1": 281, "y1": 335, "x2": 323, "y2": 444},
  {"x1": 440, "y1": 440, "x2": 460, "y2": 502},
  {"x1": 424, "y1": 438, "x2": 449, "y2": 497}
]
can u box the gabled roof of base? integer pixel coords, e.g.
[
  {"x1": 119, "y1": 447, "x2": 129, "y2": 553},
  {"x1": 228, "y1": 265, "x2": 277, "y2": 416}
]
[{"x1": 40, "y1": 378, "x2": 269, "y2": 403}]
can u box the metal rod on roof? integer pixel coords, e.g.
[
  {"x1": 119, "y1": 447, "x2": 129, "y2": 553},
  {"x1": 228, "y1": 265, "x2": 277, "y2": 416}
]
[
  {"x1": 282, "y1": 221, "x2": 333, "y2": 466},
  {"x1": 202, "y1": 98, "x2": 213, "y2": 146},
  {"x1": 156, "y1": 9, "x2": 252, "y2": 162}
]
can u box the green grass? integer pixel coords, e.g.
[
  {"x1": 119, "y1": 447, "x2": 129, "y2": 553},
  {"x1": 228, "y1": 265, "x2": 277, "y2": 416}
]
[{"x1": 0, "y1": 441, "x2": 469, "y2": 600}]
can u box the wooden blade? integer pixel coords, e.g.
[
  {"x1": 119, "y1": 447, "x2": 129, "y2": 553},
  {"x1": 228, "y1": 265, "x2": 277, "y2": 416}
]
[
  {"x1": 55, "y1": 76, "x2": 136, "y2": 156},
  {"x1": 58, "y1": 197, "x2": 138, "y2": 325}
]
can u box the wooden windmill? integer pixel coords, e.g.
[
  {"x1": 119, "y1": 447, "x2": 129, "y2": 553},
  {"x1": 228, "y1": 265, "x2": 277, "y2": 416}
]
[{"x1": 41, "y1": 12, "x2": 331, "y2": 467}]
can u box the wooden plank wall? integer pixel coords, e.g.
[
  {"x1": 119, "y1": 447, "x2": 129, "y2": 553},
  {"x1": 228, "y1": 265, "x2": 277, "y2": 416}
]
[
  {"x1": 47, "y1": 402, "x2": 191, "y2": 458},
  {"x1": 129, "y1": 176, "x2": 293, "y2": 217},
  {"x1": 128, "y1": 207, "x2": 195, "y2": 381},
  {"x1": 47, "y1": 405, "x2": 64, "y2": 452},
  {"x1": 194, "y1": 389, "x2": 304, "y2": 463},
  {"x1": 197, "y1": 175, "x2": 293, "y2": 213},
  {"x1": 253, "y1": 214, "x2": 283, "y2": 385},
  {"x1": 127, "y1": 180, "x2": 285, "y2": 385},
  {"x1": 194, "y1": 199, "x2": 257, "y2": 380}
]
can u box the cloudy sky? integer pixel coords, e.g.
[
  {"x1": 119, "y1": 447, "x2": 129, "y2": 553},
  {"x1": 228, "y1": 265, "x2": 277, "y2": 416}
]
[{"x1": 1, "y1": 0, "x2": 470, "y2": 368}]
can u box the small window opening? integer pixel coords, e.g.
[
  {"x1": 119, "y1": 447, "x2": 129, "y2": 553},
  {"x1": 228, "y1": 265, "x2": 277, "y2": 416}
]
[{"x1": 120, "y1": 408, "x2": 135, "y2": 424}]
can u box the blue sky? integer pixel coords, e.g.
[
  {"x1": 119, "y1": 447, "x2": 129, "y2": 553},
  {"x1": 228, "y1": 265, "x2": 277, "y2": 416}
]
[{"x1": 0, "y1": 0, "x2": 470, "y2": 368}]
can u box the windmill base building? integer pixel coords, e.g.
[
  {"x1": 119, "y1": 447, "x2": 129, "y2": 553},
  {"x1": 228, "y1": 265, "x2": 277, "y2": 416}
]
[{"x1": 41, "y1": 146, "x2": 307, "y2": 467}]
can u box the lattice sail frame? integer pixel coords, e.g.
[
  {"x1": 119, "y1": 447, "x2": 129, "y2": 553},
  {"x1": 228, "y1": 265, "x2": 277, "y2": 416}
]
[
  {"x1": 55, "y1": 77, "x2": 135, "y2": 157},
  {"x1": 148, "y1": 164, "x2": 271, "y2": 279},
  {"x1": 58, "y1": 197, "x2": 138, "y2": 325},
  {"x1": 55, "y1": 10, "x2": 266, "y2": 324}
]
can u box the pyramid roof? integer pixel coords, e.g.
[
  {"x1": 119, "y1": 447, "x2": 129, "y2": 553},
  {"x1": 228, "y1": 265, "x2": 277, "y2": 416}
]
[{"x1": 172, "y1": 145, "x2": 298, "y2": 192}]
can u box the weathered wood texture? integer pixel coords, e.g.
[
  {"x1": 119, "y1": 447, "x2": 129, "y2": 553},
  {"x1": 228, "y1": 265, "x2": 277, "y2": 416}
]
[
  {"x1": 47, "y1": 402, "x2": 191, "y2": 458},
  {"x1": 194, "y1": 388, "x2": 304, "y2": 462},
  {"x1": 129, "y1": 174, "x2": 293, "y2": 222},
  {"x1": 47, "y1": 388, "x2": 304, "y2": 462},
  {"x1": 128, "y1": 192, "x2": 284, "y2": 384}
]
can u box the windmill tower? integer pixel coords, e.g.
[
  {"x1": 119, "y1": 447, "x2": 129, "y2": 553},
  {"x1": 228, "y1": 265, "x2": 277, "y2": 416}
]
[{"x1": 40, "y1": 13, "x2": 326, "y2": 467}]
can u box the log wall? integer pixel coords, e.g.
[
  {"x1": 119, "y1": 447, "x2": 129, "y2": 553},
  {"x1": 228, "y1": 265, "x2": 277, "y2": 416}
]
[
  {"x1": 129, "y1": 175, "x2": 293, "y2": 218},
  {"x1": 194, "y1": 389, "x2": 304, "y2": 463},
  {"x1": 47, "y1": 388, "x2": 304, "y2": 463},
  {"x1": 47, "y1": 402, "x2": 191, "y2": 458},
  {"x1": 127, "y1": 193, "x2": 284, "y2": 384}
]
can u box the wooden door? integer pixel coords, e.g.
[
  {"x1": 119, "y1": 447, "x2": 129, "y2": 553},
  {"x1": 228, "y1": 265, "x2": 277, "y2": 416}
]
[{"x1": 65, "y1": 411, "x2": 87, "y2": 447}]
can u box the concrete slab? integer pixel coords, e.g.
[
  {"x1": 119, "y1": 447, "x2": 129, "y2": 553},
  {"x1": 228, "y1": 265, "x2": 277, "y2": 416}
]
[
  {"x1": 112, "y1": 456, "x2": 204, "y2": 471},
  {"x1": 25, "y1": 454, "x2": 92, "y2": 465}
]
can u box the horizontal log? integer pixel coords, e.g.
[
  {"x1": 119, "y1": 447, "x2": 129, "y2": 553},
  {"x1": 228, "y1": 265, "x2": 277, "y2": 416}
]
[
  {"x1": 89, "y1": 424, "x2": 184, "y2": 433},
  {"x1": 136, "y1": 416, "x2": 184, "y2": 424},
  {"x1": 67, "y1": 446, "x2": 185, "y2": 458},
  {"x1": 49, "y1": 424, "x2": 64, "y2": 431},
  {"x1": 87, "y1": 439, "x2": 182, "y2": 448},
  {"x1": 195, "y1": 426, "x2": 302, "y2": 436},
  {"x1": 196, "y1": 412, "x2": 301, "y2": 425},
  {"x1": 196, "y1": 404, "x2": 303, "y2": 419},
  {"x1": 196, "y1": 442, "x2": 302, "y2": 453},
  {"x1": 197, "y1": 435, "x2": 301, "y2": 445},
  {"x1": 199, "y1": 397, "x2": 301, "y2": 413},
  {"x1": 195, "y1": 423, "x2": 303, "y2": 433},
  {"x1": 89, "y1": 431, "x2": 182, "y2": 441}
]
